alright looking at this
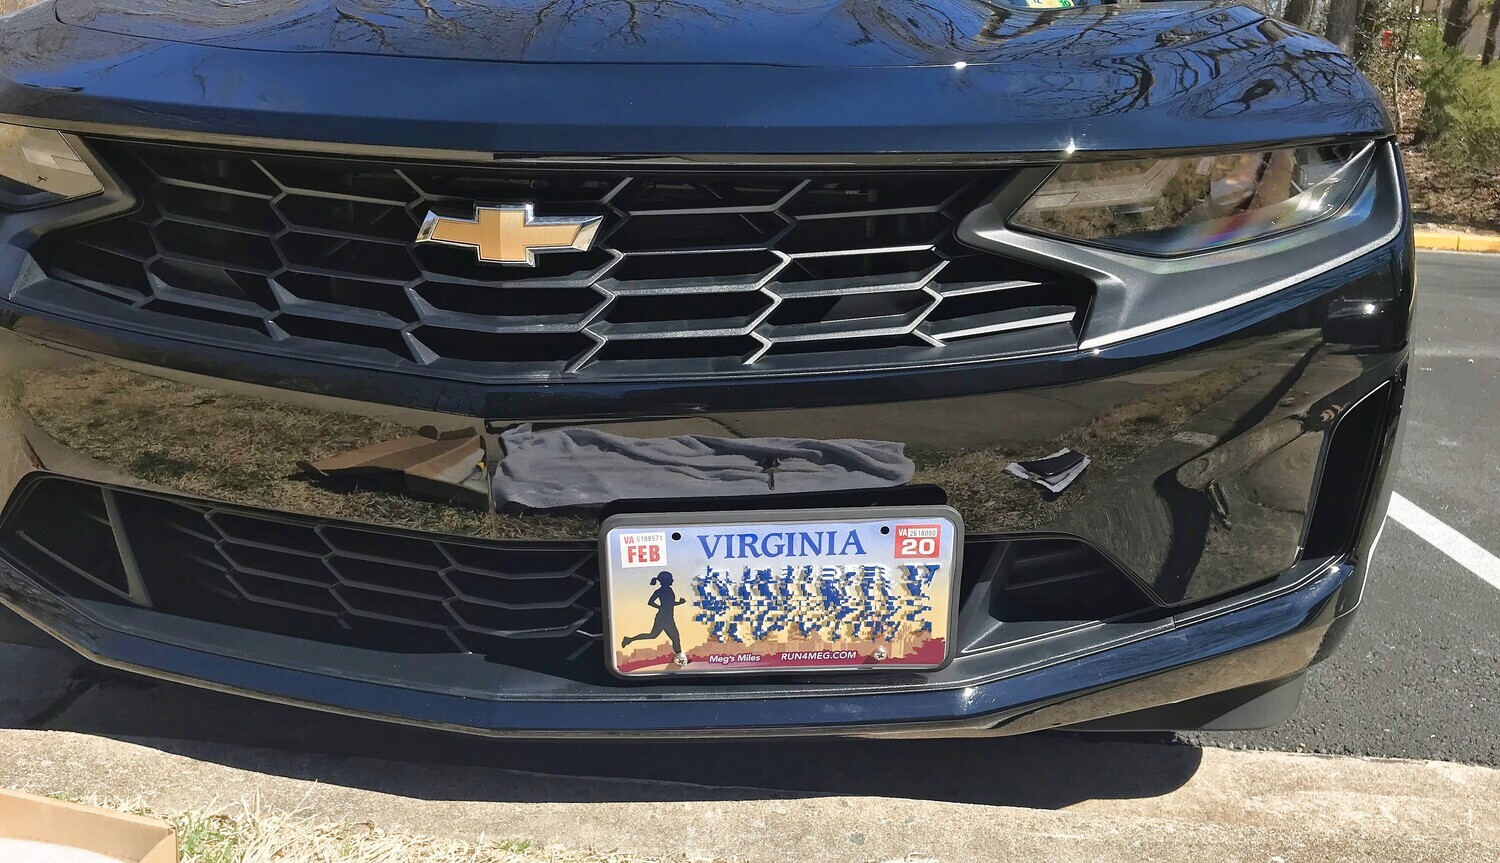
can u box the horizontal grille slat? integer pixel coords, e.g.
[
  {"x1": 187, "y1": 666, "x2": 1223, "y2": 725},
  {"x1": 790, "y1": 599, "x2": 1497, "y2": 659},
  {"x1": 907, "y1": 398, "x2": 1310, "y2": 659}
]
[
  {"x1": 29, "y1": 140, "x2": 1092, "y2": 380},
  {"x1": 925, "y1": 307, "x2": 1078, "y2": 342}
]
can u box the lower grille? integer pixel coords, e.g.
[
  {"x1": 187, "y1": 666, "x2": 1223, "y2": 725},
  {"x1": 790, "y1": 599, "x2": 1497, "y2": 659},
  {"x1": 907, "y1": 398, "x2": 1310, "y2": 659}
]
[
  {"x1": 0, "y1": 477, "x2": 1156, "y2": 679},
  {"x1": 28, "y1": 140, "x2": 1090, "y2": 381},
  {"x1": 0, "y1": 476, "x2": 601, "y2": 666}
]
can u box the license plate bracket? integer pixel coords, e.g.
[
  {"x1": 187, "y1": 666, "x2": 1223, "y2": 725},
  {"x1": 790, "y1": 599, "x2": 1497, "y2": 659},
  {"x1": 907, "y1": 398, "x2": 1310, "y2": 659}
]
[{"x1": 600, "y1": 506, "x2": 963, "y2": 678}]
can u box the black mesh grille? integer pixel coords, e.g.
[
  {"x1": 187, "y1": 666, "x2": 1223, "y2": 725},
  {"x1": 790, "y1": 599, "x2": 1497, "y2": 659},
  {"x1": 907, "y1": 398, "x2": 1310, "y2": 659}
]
[
  {"x1": 29, "y1": 140, "x2": 1090, "y2": 381},
  {"x1": 0, "y1": 477, "x2": 601, "y2": 665}
]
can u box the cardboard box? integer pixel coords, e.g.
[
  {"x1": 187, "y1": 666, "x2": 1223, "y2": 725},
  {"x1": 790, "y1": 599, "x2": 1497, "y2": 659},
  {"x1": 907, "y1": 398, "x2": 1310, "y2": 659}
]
[{"x1": 0, "y1": 789, "x2": 176, "y2": 862}]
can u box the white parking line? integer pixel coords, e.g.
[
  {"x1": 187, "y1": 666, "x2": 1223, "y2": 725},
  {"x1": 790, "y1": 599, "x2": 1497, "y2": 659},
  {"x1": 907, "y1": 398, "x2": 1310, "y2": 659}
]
[{"x1": 1387, "y1": 493, "x2": 1500, "y2": 592}]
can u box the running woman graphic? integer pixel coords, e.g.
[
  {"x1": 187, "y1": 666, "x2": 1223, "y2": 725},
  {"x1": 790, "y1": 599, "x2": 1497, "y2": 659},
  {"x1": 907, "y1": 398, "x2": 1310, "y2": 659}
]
[{"x1": 621, "y1": 570, "x2": 689, "y2": 667}]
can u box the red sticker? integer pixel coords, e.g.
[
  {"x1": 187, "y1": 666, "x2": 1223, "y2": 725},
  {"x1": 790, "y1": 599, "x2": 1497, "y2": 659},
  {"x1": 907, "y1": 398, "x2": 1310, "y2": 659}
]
[
  {"x1": 893, "y1": 524, "x2": 942, "y2": 559},
  {"x1": 619, "y1": 531, "x2": 667, "y2": 567}
]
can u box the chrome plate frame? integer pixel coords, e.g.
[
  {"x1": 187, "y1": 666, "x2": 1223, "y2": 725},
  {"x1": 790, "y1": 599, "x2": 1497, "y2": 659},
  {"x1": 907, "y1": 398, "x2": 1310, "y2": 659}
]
[{"x1": 599, "y1": 506, "x2": 964, "y2": 678}]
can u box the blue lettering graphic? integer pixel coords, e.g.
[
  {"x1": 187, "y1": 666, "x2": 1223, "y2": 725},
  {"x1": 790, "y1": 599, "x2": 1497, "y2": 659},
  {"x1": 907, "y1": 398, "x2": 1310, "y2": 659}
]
[{"x1": 691, "y1": 562, "x2": 938, "y2": 645}]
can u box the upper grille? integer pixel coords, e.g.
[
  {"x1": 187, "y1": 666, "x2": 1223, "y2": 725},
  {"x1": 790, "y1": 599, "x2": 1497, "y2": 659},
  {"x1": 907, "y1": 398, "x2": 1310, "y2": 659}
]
[{"x1": 29, "y1": 140, "x2": 1090, "y2": 380}]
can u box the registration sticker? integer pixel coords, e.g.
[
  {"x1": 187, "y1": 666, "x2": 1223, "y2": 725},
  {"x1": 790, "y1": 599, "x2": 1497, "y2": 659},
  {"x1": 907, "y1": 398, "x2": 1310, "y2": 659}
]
[
  {"x1": 617, "y1": 530, "x2": 667, "y2": 568},
  {"x1": 600, "y1": 507, "x2": 963, "y2": 677},
  {"x1": 893, "y1": 524, "x2": 943, "y2": 559}
]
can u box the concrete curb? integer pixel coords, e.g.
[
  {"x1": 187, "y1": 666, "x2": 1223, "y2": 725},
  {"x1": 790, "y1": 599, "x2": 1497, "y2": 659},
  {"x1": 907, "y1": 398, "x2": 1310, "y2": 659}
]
[
  {"x1": 2, "y1": 729, "x2": 1499, "y2": 862},
  {"x1": 1414, "y1": 230, "x2": 1500, "y2": 252}
]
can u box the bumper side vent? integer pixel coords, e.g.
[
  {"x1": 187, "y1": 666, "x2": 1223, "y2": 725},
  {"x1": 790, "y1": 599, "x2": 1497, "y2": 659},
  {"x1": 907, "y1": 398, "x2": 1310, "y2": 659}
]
[{"x1": 1302, "y1": 382, "x2": 1394, "y2": 560}]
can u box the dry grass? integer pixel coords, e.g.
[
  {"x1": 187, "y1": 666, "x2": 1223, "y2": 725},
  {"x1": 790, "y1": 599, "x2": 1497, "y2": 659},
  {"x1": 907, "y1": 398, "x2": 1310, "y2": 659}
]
[
  {"x1": 21, "y1": 362, "x2": 480, "y2": 535},
  {"x1": 19, "y1": 362, "x2": 592, "y2": 540},
  {"x1": 911, "y1": 355, "x2": 1258, "y2": 532},
  {"x1": 20, "y1": 352, "x2": 1268, "y2": 539},
  {"x1": 46, "y1": 794, "x2": 724, "y2": 863}
]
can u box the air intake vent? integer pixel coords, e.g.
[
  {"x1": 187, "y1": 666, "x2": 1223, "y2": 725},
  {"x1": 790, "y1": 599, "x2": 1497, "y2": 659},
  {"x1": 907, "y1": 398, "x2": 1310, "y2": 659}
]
[
  {"x1": 1302, "y1": 382, "x2": 1394, "y2": 560},
  {"x1": 28, "y1": 140, "x2": 1091, "y2": 382},
  {"x1": 990, "y1": 537, "x2": 1154, "y2": 623}
]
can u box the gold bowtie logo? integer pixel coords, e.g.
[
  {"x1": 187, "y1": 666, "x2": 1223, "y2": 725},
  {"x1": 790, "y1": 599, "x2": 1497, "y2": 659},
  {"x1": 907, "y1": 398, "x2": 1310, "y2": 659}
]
[{"x1": 415, "y1": 203, "x2": 602, "y2": 266}]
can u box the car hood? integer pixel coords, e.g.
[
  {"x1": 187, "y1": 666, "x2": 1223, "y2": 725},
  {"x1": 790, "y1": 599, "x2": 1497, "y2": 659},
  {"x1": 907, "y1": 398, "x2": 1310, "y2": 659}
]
[
  {"x1": 52, "y1": 0, "x2": 1264, "y2": 67},
  {"x1": 0, "y1": 0, "x2": 1391, "y2": 156}
]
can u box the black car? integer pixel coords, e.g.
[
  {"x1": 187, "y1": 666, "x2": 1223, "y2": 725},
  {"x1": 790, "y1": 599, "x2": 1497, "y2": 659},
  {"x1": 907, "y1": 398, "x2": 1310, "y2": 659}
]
[{"x1": 0, "y1": 0, "x2": 1408, "y2": 736}]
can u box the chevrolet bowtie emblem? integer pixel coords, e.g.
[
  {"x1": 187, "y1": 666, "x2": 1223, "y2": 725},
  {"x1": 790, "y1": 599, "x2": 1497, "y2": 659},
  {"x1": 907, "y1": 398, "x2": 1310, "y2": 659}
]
[{"x1": 415, "y1": 203, "x2": 602, "y2": 266}]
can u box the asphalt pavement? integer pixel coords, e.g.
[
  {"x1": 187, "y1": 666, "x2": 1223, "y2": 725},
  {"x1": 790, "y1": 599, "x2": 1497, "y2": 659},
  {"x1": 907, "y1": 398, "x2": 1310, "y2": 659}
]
[
  {"x1": 1184, "y1": 249, "x2": 1500, "y2": 765},
  {"x1": 2, "y1": 249, "x2": 1499, "y2": 860}
]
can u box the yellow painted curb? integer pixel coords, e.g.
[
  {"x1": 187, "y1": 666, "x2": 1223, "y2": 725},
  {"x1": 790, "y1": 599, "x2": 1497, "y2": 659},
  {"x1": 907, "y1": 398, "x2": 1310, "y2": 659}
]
[
  {"x1": 1413, "y1": 231, "x2": 1461, "y2": 251},
  {"x1": 1414, "y1": 231, "x2": 1500, "y2": 252},
  {"x1": 1458, "y1": 234, "x2": 1500, "y2": 253}
]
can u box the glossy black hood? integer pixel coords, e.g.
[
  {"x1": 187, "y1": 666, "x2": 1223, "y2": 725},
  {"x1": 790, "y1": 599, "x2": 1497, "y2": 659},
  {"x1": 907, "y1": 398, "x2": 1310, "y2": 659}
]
[
  {"x1": 55, "y1": 0, "x2": 1260, "y2": 67},
  {"x1": 0, "y1": 0, "x2": 1391, "y2": 156}
]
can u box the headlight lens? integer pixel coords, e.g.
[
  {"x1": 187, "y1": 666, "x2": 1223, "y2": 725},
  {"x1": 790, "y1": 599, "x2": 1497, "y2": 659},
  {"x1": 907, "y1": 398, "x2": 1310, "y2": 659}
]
[
  {"x1": 1009, "y1": 143, "x2": 1374, "y2": 256},
  {"x1": 0, "y1": 124, "x2": 102, "y2": 210}
]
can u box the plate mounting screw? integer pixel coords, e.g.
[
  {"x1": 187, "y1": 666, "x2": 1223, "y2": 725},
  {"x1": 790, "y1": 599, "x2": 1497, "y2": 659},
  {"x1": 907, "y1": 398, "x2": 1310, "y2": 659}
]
[
  {"x1": 672, "y1": 653, "x2": 689, "y2": 667},
  {"x1": 872, "y1": 647, "x2": 887, "y2": 661}
]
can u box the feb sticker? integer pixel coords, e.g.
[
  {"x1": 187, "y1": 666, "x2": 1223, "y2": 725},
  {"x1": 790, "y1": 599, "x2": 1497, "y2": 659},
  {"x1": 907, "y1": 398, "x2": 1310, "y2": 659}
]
[{"x1": 618, "y1": 531, "x2": 667, "y2": 568}]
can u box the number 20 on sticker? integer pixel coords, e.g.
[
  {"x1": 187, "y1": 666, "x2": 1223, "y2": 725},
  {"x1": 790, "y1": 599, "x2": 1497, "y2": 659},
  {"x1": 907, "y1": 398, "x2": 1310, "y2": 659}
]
[{"x1": 893, "y1": 524, "x2": 942, "y2": 559}]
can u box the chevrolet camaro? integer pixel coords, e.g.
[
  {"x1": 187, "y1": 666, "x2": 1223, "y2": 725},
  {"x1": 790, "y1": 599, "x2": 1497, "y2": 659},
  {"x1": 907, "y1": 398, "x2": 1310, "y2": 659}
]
[{"x1": 0, "y1": 0, "x2": 1409, "y2": 736}]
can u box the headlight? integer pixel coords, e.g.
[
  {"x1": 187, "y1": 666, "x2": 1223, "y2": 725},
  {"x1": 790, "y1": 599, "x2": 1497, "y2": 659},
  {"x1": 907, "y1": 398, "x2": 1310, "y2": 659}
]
[
  {"x1": 1008, "y1": 142, "x2": 1375, "y2": 256},
  {"x1": 0, "y1": 124, "x2": 102, "y2": 210}
]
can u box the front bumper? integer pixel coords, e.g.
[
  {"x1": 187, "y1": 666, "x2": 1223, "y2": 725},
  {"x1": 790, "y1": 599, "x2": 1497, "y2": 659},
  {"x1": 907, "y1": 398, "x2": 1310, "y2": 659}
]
[
  {"x1": 0, "y1": 215, "x2": 1411, "y2": 734},
  {"x1": 3, "y1": 548, "x2": 1357, "y2": 736}
]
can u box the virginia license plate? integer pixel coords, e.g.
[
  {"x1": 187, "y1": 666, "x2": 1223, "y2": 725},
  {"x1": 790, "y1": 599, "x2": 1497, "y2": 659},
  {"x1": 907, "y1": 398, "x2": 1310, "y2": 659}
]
[{"x1": 600, "y1": 507, "x2": 963, "y2": 677}]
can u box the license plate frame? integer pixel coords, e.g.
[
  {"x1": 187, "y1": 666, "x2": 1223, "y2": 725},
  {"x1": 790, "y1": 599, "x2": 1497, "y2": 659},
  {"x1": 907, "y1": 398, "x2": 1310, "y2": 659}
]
[{"x1": 599, "y1": 506, "x2": 964, "y2": 678}]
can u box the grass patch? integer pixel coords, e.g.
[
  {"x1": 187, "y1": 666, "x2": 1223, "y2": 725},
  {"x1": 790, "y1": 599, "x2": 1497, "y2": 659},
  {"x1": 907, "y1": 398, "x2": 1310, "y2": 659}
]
[
  {"x1": 175, "y1": 811, "x2": 239, "y2": 863},
  {"x1": 24, "y1": 794, "x2": 720, "y2": 863},
  {"x1": 129, "y1": 451, "x2": 203, "y2": 484}
]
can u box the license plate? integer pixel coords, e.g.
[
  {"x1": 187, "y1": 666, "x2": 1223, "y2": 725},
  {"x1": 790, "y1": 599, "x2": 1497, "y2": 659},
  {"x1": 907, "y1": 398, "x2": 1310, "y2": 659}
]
[{"x1": 600, "y1": 507, "x2": 962, "y2": 677}]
